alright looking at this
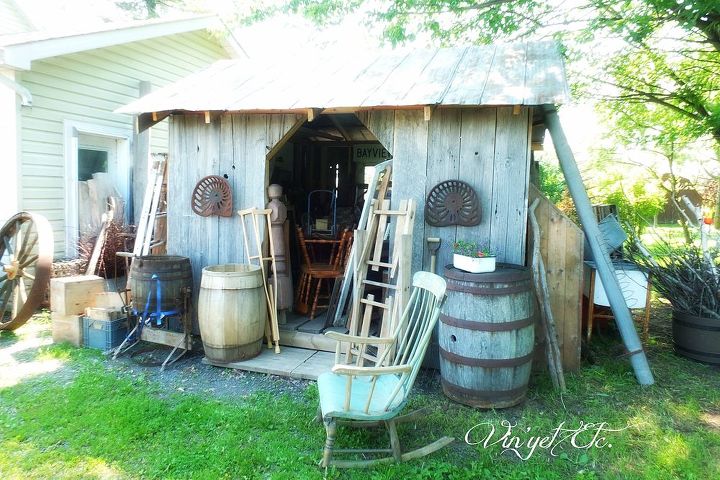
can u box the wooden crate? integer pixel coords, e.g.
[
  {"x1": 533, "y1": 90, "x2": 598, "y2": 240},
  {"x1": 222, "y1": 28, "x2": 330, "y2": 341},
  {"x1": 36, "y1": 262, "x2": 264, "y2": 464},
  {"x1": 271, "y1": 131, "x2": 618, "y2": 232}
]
[
  {"x1": 50, "y1": 275, "x2": 105, "y2": 315},
  {"x1": 51, "y1": 313, "x2": 83, "y2": 346},
  {"x1": 84, "y1": 307, "x2": 123, "y2": 321}
]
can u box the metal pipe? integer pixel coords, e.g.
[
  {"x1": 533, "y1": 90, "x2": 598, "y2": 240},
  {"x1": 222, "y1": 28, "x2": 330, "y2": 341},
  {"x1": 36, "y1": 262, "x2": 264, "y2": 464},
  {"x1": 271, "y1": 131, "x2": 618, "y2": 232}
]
[{"x1": 543, "y1": 105, "x2": 654, "y2": 386}]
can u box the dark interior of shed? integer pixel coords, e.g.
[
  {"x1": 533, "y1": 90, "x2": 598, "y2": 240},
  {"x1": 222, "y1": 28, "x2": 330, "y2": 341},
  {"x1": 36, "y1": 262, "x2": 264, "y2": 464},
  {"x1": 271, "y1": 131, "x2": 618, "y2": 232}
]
[{"x1": 267, "y1": 113, "x2": 391, "y2": 323}]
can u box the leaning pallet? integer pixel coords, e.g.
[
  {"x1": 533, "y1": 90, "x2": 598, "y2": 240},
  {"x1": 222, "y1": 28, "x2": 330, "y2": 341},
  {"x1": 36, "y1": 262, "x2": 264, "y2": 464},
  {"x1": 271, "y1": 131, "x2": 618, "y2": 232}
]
[
  {"x1": 238, "y1": 208, "x2": 281, "y2": 354},
  {"x1": 345, "y1": 198, "x2": 415, "y2": 366}
]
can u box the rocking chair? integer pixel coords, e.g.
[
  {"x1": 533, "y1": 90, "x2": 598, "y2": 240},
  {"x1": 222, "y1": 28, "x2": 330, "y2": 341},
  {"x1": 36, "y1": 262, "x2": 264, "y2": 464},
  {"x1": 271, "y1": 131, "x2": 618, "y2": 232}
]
[{"x1": 317, "y1": 271, "x2": 454, "y2": 468}]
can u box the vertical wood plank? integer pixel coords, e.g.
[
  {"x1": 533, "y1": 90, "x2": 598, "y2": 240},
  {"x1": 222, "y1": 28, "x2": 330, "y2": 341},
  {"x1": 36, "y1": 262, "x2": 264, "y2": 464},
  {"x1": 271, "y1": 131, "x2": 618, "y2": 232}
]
[
  {"x1": 424, "y1": 108, "x2": 462, "y2": 273},
  {"x1": 490, "y1": 106, "x2": 530, "y2": 264},
  {"x1": 457, "y1": 108, "x2": 497, "y2": 260},
  {"x1": 390, "y1": 109, "x2": 428, "y2": 273}
]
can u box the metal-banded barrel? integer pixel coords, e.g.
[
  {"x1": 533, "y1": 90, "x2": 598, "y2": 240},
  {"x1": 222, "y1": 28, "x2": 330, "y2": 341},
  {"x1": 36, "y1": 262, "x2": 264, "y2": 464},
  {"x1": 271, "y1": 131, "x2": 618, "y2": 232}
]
[{"x1": 439, "y1": 264, "x2": 536, "y2": 408}]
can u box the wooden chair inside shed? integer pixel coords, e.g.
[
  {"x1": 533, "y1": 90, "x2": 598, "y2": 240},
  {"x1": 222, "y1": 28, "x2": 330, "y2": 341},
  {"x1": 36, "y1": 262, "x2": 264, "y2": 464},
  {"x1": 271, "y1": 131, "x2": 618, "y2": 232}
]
[
  {"x1": 295, "y1": 227, "x2": 353, "y2": 319},
  {"x1": 317, "y1": 271, "x2": 453, "y2": 468}
]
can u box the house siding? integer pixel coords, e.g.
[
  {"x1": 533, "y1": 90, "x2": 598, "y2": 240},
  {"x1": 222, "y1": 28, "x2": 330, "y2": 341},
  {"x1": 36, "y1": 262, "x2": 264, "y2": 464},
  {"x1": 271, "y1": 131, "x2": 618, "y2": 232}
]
[{"x1": 18, "y1": 29, "x2": 229, "y2": 257}]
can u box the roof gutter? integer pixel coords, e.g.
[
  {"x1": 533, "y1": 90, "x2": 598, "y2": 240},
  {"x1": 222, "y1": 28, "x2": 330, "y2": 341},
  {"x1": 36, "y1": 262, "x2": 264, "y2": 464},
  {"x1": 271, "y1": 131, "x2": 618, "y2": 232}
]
[{"x1": 0, "y1": 73, "x2": 32, "y2": 106}]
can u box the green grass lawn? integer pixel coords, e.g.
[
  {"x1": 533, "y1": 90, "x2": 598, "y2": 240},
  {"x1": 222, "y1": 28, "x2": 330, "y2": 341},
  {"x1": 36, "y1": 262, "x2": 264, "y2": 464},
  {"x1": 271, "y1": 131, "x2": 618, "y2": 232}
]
[{"x1": 1, "y1": 310, "x2": 719, "y2": 480}]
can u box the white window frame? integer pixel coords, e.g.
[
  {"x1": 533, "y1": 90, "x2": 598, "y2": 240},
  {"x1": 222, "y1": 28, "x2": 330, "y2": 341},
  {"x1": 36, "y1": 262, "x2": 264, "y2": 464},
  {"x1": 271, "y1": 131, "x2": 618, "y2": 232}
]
[{"x1": 63, "y1": 120, "x2": 132, "y2": 257}]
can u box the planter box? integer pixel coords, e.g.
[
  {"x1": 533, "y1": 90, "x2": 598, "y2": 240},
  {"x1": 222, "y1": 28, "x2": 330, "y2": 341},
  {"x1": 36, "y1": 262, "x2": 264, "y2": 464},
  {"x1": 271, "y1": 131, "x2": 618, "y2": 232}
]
[
  {"x1": 453, "y1": 254, "x2": 496, "y2": 274},
  {"x1": 672, "y1": 310, "x2": 720, "y2": 365}
]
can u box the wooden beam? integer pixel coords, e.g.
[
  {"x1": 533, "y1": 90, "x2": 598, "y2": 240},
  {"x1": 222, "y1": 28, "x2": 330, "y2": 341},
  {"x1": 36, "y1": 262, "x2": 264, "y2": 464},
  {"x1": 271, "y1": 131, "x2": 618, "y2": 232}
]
[
  {"x1": 329, "y1": 115, "x2": 352, "y2": 141},
  {"x1": 138, "y1": 111, "x2": 170, "y2": 133},
  {"x1": 423, "y1": 105, "x2": 435, "y2": 121},
  {"x1": 307, "y1": 108, "x2": 322, "y2": 122},
  {"x1": 265, "y1": 116, "x2": 306, "y2": 161},
  {"x1": 204, "y1": 111, "x2": 211, "y2": 124},
  {"x1": 512, "y1": 105, "x2": 522, "y2": 115},
  {"x1": 299, "y1": 127, "x2": 344, "y2": 142}
]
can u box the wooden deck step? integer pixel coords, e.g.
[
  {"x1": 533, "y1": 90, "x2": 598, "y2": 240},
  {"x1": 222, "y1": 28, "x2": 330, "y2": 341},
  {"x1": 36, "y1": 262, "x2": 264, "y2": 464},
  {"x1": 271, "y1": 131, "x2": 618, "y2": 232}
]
[{"x1": 202, "y1": 347, "x2": 335, "y2": 380}]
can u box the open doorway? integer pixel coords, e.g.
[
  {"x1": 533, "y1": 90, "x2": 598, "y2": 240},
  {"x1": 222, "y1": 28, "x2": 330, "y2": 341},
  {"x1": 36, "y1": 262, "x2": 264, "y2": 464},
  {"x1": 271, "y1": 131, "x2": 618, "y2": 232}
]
[
  {"x1": 64, "y1": 122, "x2": 131, "y2": 257},
  {"x1": 267, "y1": 113, "x2": 391, "y2": 329}
]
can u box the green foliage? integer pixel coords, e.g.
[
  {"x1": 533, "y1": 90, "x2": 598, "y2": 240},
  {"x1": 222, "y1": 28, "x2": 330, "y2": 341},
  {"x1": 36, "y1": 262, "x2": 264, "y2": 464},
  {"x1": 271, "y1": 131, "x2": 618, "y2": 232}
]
[
  {"x1": 452, "y1": 240, "x2": 494, "y2": 257},
  {"x1": 538, "y1": 162, "x2": 566, "y2": 204},
  {"x1": 591, "y1": 171, "x2": 666, "y2": 237}
]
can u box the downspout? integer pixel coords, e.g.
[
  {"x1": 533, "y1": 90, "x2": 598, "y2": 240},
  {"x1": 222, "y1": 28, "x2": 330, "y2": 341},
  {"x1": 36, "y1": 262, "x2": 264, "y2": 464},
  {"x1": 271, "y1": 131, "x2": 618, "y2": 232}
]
[
  {"x1": 0, "y1": 74, "x2": 32, "y2": 106},
  {"x1": 543, "y1": 104, "x2": 654, "y2": 386}
]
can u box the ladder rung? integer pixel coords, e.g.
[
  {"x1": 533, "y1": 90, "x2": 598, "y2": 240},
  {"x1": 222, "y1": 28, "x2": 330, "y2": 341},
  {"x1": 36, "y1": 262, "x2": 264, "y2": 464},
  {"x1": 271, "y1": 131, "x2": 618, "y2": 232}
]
[
  {"x1": 360, "y1": 298, "x2": 390, "y2": 309},
  {"x1": 154, "y1": 212, "x2": 167, "y2": 218},
  {"x1": 372, "y1": 210, "x2": 410, "y2": 216},
  {"x1": 149, "y1": 240, "x2": 166, "y2": 248},
  {"x1": 362, "y1": 279, "x2": 396, "y2": 289},
  {"x1": 366, "y1": 260, "x2": 392, "y2": 268}
]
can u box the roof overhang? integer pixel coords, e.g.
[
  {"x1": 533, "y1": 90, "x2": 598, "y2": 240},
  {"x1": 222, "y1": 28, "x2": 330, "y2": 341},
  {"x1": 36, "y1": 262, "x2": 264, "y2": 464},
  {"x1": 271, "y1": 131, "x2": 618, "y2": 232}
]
[{"x1": 0, "y1": 15, "x2": 220, "y2": 70}]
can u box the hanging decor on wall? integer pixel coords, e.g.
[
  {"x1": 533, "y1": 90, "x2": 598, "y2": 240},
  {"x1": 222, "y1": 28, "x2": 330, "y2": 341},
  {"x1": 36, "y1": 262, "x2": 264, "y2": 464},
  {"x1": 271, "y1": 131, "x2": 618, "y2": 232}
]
[
  {"x1": 191, "y1": 175, "x2": 233, "y2": 217},
  {"x1": 425, "y1": 180, "x2": 481, "y2": 227}
]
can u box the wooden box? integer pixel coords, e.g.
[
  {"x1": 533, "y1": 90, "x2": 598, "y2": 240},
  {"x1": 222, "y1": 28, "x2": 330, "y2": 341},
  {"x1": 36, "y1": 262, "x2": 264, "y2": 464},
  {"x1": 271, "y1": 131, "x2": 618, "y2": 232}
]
[
  {"x1": 51, "y1": 313, "x2": 83, "y2": 346},
  {"x1": 50, "y1": 275, "x2": 105, "y2": 315},
  {"x1": 84, "y1": 307, "x2": 123, "y2": 321},
  {"x1": 93, "y1": 292, "x2": 125, "y2": 309}
]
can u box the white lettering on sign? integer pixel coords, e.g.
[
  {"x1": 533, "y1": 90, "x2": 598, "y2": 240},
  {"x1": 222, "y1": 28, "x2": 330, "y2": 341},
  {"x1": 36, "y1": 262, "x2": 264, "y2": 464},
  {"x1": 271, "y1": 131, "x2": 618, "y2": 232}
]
[{"x1": 353, "y1": 144, "x2": 392, "y2": 163}]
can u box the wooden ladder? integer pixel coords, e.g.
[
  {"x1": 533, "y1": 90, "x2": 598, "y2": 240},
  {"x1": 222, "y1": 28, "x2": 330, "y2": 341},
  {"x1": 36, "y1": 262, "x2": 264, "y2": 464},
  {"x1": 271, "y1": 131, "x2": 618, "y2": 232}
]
[{"x1": 346, "y1": 198, "x2": 416, "y2": 365}]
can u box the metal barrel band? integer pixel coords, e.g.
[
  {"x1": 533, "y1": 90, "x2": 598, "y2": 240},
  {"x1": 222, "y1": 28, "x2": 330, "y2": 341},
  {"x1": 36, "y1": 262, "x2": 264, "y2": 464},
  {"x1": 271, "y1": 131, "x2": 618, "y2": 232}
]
[
  {"x1": 441, "y1": 378, "x2": 528, "y2": 401},
  {"x1": 440, "y1": 348, "x2": 534, "y2": 368},
  {"x1": 439, "y1": 313, "x2": 534, "y2": 332},
  {"x1": 443, "y1": 264, "x2": 531, "y2": 283},
  {"x1": 445, "y1": 281, "x2": 531, "y2": 296}
]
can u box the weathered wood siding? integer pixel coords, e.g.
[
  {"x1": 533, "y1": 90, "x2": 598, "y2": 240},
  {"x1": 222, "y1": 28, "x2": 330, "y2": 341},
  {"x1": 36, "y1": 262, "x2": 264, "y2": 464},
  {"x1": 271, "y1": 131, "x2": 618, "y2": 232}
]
[
  {"x1": 529, "y1": 185, "x2": 583, "y2": 371},
  {"x1": 18, "y1": 30, "x2": 229, "y2": 256},
  {"x1": 360, "y1": 106, "x2": 532, "y2": 273},
  {"x1": 168, "y1": 114, "x2": 303, "y2": 301}
]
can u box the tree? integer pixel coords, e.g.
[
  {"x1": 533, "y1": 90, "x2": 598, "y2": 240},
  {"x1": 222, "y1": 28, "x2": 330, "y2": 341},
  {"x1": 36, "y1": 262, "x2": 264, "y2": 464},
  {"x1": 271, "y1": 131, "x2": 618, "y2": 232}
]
[{"x1": 286, "y1": 0, "x2": 720, "y2": 222}]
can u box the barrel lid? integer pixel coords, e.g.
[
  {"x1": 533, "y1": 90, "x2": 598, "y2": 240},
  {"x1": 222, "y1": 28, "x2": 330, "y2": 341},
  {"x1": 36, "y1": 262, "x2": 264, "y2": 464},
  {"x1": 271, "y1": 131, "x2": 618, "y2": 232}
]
[{"x1": 444, "y1": 264, "x2": 531, "y2": 282}]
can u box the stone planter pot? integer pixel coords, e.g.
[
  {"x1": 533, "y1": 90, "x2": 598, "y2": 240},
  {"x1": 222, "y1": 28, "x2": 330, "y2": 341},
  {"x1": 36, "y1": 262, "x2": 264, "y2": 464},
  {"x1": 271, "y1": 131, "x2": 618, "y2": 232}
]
[
  {"x1": 672, "y1": 310, "x2": 720, "y2": 365},
  {"x1": 452, "y1": 253, "x2": 496, "y2": 274}
]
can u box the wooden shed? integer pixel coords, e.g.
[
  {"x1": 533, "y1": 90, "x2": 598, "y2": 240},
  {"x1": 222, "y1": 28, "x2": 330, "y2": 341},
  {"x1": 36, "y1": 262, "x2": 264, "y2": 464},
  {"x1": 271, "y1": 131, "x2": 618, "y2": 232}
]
[{"x1": 118, "y1": 41, "x2": 584, "y2": 371}]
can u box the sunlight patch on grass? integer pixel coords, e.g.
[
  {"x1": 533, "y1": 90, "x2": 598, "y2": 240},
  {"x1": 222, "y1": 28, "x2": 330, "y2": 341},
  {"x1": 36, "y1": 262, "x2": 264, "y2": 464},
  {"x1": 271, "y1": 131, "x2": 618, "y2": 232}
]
[{"x1": 0, "y1": 331, "x2": 62, "y2": 388}]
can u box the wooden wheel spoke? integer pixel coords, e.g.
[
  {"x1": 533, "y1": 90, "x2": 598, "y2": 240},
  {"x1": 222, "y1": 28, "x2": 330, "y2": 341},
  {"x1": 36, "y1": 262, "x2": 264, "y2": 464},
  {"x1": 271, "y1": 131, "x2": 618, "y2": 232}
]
[
  {"x1": 12, "y1": 281, "x2": 20, "y2": 319},
  {"x1": 0, "y1": 273, "x2": 7, "y2": 284},
  {"x1": 3, "y1": 235, "x2": 13, "y2": 257},
  {"x1": 20, "y1": 254, "x2": 39, "y2": 269},
  {"x1": 17, "y1": 223, "x2": 33, "y2": 259},
  {"x1": 18, "y1": 234, "x2": 38, "y2": 263},
  {"x1": 18, "y1": 279, "x2": 27, "y2": 304},
  {"x1": 0, "y1": 281, "x2": 13, "y2": 321},
  {"x1": 21, "y1": 271, "x2": 35, "y2": 281}
]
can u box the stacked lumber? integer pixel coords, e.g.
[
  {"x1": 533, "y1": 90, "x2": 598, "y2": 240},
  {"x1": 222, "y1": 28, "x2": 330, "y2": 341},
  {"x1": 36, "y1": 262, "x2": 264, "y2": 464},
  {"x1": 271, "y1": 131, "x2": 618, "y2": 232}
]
[{"x1": 50, "y1": 275, "x2": 106, "y2": 346}]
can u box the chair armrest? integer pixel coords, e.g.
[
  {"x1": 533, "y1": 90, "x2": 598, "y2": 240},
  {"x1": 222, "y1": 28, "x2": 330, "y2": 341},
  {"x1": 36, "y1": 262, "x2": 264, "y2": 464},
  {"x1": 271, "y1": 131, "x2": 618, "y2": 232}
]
[
  {"x1": 331, "y1": 364, "x2": 412, "y2": 376},
  {"x1": 324, "y1": 331, "x2": 395, "y2": 345}
]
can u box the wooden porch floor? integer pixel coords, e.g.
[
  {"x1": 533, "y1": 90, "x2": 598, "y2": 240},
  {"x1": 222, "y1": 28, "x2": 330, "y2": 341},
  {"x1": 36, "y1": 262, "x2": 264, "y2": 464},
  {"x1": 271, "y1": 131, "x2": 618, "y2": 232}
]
[{"x1": 201, "y1": 310, "x2": 343, "y2": 380}]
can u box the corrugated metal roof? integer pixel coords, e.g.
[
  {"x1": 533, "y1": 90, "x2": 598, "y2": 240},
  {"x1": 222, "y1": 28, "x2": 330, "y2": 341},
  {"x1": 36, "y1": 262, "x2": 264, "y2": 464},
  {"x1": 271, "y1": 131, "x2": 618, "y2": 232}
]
[{"x1": 117, "y1": 41, "x2": 570, "y2": 115}]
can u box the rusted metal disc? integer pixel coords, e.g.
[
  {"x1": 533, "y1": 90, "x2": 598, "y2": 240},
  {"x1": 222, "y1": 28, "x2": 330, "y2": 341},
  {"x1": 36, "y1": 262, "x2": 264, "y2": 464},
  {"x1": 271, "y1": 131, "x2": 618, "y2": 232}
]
[
  {"x1": 0, "y1": 212, "x2": 53, "y2": 331},
  {"x1": 191, "y1": 175, "x2": 233, "y2": 217},
  {"x1": 425, "y1": 180, "x2": 480, "y2": 226}
]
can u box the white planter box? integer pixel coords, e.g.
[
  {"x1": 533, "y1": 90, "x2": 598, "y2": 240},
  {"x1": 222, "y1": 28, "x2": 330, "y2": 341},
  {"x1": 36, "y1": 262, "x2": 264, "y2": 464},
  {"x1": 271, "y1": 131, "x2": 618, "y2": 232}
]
[{"x1": 453, "y1": 254, "x2": 496, "y2": 273}]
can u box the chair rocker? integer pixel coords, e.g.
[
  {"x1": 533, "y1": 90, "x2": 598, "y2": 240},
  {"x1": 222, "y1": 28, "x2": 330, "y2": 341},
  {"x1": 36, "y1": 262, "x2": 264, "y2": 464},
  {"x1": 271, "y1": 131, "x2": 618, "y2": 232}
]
[{"x1": 317, "y1": 271, "x2": 454, "y2": 468}]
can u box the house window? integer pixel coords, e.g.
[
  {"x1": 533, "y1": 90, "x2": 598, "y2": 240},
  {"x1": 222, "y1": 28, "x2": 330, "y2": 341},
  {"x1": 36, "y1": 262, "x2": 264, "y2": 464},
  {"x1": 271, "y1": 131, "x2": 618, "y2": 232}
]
[{"x1": 78, "y1": 148, "x2": 108, "y2": 181}]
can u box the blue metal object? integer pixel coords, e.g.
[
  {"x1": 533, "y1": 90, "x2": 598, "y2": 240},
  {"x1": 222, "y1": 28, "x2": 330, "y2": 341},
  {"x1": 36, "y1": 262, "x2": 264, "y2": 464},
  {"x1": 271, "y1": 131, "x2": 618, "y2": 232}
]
[{"x1": 128, "y1": 273, "x2": 182, "y2": 341}]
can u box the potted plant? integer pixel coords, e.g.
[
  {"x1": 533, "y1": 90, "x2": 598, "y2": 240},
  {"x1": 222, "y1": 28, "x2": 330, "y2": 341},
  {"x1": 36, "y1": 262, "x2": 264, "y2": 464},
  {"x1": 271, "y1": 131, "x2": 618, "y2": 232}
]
[
  {"x1": 452, "y1": 240, "x2": 496, "y2": 273},
  {"x1": 629, "y1": 240, "x2": 720, "y2": 365}
]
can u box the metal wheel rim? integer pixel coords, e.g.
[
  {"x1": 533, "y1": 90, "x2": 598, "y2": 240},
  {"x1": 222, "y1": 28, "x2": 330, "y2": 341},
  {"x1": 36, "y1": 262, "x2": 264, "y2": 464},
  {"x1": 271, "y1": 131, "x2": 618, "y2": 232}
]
[{"x1": 0, "y1": 212, "x2": 53, "y2": 331}]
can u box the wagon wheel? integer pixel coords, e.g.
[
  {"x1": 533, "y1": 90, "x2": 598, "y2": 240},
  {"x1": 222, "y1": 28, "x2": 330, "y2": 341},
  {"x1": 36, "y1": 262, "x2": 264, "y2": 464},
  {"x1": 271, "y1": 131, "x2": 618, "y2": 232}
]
[{"x1": 0, "y1": 212, "x2": 53, "y2": 331}]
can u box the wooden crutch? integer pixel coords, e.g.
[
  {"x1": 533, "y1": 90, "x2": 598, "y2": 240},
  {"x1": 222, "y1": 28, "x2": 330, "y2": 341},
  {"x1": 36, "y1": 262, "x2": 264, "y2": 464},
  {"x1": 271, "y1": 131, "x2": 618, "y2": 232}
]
[{"x1": 238, "y1": 208, "x2": 281, "y2": 353}]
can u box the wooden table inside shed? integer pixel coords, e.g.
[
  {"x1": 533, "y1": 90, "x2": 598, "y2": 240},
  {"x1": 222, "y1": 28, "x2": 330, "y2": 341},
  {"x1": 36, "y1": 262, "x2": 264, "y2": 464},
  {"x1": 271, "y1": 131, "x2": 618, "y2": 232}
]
[{"x1": 202, "y1": 347, "x2": 336, "y2": 380}]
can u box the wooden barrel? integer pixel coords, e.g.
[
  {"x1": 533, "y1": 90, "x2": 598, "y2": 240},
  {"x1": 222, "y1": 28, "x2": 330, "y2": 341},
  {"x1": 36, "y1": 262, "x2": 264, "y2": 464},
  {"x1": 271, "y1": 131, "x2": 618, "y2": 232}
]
[
  {"x1": 673, "y1": 310, "x2": 720, "y2": 365},
  {"x1": 128, "y1": 255, "x2": 193, "y2": 315},
  {"x1": 439, "y1": 264, "x2": 536, "y2": 408},
  {"x1": 198, "y1": 264, "x2": 267, "y2": 363}
]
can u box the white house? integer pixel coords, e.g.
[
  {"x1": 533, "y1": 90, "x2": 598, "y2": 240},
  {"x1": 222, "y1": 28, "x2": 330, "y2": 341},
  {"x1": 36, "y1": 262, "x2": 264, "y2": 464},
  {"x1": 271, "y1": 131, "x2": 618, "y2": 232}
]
[{"x1": 1, "y1": 4, "x2": 237, "y2": 257}]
